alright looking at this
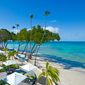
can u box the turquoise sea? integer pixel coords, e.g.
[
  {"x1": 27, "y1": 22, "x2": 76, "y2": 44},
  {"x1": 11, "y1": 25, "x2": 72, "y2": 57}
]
[{"x1": 6, "y1": 41, "x2": 85, "y2": 69}]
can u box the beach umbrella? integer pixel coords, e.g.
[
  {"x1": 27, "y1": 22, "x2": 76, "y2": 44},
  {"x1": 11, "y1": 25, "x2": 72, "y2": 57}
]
[
  {"x1": 2, "y1": 72, "x2": 26, "y2": 85},
  {"x1": 21, "y1": 63, "x2": 37, "y2": 71},
  {"x1": 3, "y1": 60, "x2": 16, "y2": 66},
  {"x1": 0, "y1": 50, "x2": 4, "y2": 53},
  {"x1": 0, "y1": 67, "x2": 3, "y2": 70}
]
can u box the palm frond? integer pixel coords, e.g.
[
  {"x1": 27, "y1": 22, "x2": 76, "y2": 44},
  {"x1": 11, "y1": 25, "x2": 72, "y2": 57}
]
[
  {"x1": 47, "y1": 71, "x2": 56, "y2": 83},
  {"x1": 46, "y1": 61, "x2": 49, "y2": 70},
  {"x1": 44, "y1": 11, "x2": 50, "y2": 16},
  {"x1": 47, "y1": 69, "x2": 60, "y2": 83},
  {"x1": 37, "y1": 72, "x2": 45, "y2": 81},
  {"x1": 12, "y1": 26, "x2": 15, "y2": 29},
  {"x1": 46, "y1": 76, "x2": 53, "y2": 85},
  {"x1": 49, "y1": 66, "x2": 59, "y2": 75},
  {"x1": 29, "y1": 14, "x2": 33, "y2": 18},
  {"x1": 16, "y1": 24, "x2": 19, "y2": 27},
  {"x1": 37, "y1": 61, "x2": 60, "y2": 84}
]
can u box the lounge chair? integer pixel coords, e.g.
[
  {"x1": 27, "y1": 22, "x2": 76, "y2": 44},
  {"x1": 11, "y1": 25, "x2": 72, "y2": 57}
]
[
  {"x1": 28, "y1": 76, "x2": 34, "y2": 80},
  {"x1": 18, "y1": 72, "x2": 24, "y2": 75},
  {"x1": 24, "y1": 74, "x2": 28, "y2": 77}
]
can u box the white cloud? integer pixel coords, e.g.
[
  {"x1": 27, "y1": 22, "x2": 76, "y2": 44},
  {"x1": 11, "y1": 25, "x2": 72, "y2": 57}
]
[
  {"x1": 27, "y1": 29, "x2": 31, "y2": 31},
  {"x1": 50, "y1": 20, "x2": 57, "y2": 22},
  {"x1": 12, "y1": 29, "x2": 20, "y2": 34},
  {"x1": 43, "y1": 26, "x2": 60, "y2": 33}
]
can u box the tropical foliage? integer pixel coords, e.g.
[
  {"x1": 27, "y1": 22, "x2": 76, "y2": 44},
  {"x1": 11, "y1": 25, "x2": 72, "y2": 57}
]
[
  {"x1": 0, "y1": 54, "x2": 7, "y2": 65},
  {"x1": 0, "y1": 29, "x2": 12, "y2": 48},
  {"x1": 8, "y1": 50, "x2": 17, "y2": 60},
  {"x1": 0, "y1": 11, "x2": 61, "y2": 61},
  {"x1": 2, "y1": 48, "x2": 9, "y2": 51},
  {"x1": 8, "y1": 51, "x2": 11, "y2": 60},
  {"x1": 37, "y1": 61, "x2": 60, "y2": 85}
]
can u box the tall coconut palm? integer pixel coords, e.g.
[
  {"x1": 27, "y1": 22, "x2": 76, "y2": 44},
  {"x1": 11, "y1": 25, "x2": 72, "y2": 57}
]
[
  {"x1": 29, "y1": 14, "x2": 33, "y2": 59},
  {"x1": 12, "y1": 26, "x2": 15, "y2": 49},
  {"x1": 16, "y1": 24, "x2": 19, "y2": 34},
  {"x1": 12, "y1": 26, "x2": 15, "y2": 32},
  {"x1": 34, "y1": 11, "x2": 50, "y2": 65},
  {"x1": 41, "y1": 11, "x2": 50, "y2": 42},
  {"x1": 37, "y1": 61, "x2": 60, "y2": 85}
]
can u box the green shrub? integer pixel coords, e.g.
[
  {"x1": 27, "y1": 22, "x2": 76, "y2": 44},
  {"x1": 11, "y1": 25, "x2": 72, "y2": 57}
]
[
  {"x1": 5, "y1": 83, "x2": 10, "y2": 85},
  {"x1": 6, "y1": 66, "x2": 10, "y2": 68},
  {"x1": 10, "y1": 64, "x2": 16, "y2": 68},
  {"x1": 0, "y1": 80, "x2": 4, "y2": 84},
  {"x1": 2, "y1": 48, "x2": 9, "y2": 51},
  {"x1": 0, "y1": 68, "x2": 5, "y2": 72},
  {"x1": 1, "y1": 64, "x2": 6, "y2": 69},
  {"x1": 9, "y1": 64, "x2": 19, "y2": 68}
]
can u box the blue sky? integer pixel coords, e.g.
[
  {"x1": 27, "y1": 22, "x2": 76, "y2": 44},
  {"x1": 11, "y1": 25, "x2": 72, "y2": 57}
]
[{"x1": 0, "y1": 0, "x2": 85, "y2": 41}]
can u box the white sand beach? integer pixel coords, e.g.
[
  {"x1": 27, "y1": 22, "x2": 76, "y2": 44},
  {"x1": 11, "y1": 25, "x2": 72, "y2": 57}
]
[
  {"x1": 30, "y1": 56, "x2": 85, "y2": 85},
  {"x1": 0, "y1": 53, "x2": 85, "y2": 85}
]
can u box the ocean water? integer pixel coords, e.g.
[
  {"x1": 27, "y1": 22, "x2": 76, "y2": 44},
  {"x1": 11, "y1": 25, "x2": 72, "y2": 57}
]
[{"x1": 6, "y1": 41, "x2": 85, "y2": 69}]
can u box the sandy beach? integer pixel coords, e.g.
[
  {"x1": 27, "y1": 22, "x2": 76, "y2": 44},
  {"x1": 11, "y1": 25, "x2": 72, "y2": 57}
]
[
  {"x1": 30, "y1": 55, "x2": 85, "y2": 85},
  {"x1": 0, "y1": 52, "x2": 85, "y2": 85}
]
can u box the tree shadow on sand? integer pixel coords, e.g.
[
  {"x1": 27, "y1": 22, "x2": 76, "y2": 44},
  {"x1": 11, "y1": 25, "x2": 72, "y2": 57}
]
[{"x1": 33, "y1": 54, "x2": 85, "y2": 69}]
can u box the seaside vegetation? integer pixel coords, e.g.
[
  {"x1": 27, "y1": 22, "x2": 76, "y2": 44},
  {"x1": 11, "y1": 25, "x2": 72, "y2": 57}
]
[
  {"x1": 0, "y1": 53, "x2": 7, "y2": 65},
  {"x1": 0, "y1": 26, "x2": 60, "y2": 60},
  {"x1": 37, "y1": 61, "x2": 60, "y2": 85},
  {"x1": 0, "y1": 11, "x2": 60, "y2": 62},
  {"x1": 8, "y1": 50, "x2": 17, "y2": 60}
]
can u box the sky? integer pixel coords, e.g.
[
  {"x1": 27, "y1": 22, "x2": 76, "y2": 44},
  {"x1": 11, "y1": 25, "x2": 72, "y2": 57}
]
[{"x1": 0, "y1": 0, "x2": 85, "y2": 41}]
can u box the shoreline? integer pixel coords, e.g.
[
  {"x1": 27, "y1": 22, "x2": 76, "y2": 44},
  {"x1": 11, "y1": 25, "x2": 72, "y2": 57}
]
[
  {"x1": 0, "y1": 51, "x2": 85, "y2": 85},
  {"x1": 31, "y1": 55, "x2": 85, "y2": 85}
]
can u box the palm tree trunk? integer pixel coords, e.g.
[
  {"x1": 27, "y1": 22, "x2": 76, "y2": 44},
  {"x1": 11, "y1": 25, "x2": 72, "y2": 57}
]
[
  {"x1": 4, "y1": 42, "x2": 5, "y2": 48},
  {"x1": 17, "y1": 26, "x2": 18, "y2": 34},
  {"x1": 25, "y1": 43, "x2": 28, "y2": 58},
  {"x1": 2, "y1": 42, "x2": 3, "y2": 48},
  {"x1": 13, "y1": 41, "x2": 14, "y2": 49},
  {"x1": 30, "y1": 18, "x2": 32, "y2": 58},
  {"x1": 22, "y1": 44, "x2": 27, "y2": 54},
  {"x1": 40, "y1": 15, "x2": 46, "y2": 43},
  {"x1": 17, "y1": 42, "x2": 20, "y2": 53},
  {"x1": 34, "y1": 45, "x2": 41, "y2": 66}
]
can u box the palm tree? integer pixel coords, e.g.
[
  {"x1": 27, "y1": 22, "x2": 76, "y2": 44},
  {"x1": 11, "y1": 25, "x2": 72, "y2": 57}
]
[
  {"x1": 12, "y1": 26, "x2": 15, "y2": 32},
  {"x1": 29, "y1": 14, "x2": 33, "y2": 59},
  {"x1": 11, "y1": 50, "x2": 17, "y2": 60},
  {"x1": 34, "y1": 11, "x2": 50, "y2": 65},
  {"x1": 16, "y1": 24, "x2": 19, "y2": 34},
  {"x1": 41, "y1": 11, "x2": 50, "y2": 42},
  {"x1": 37, "y1": 61, "x2": 60, "y2": 85},
  {"x1": 12, "y1": 26, "x2": 15, "y2": 49}
]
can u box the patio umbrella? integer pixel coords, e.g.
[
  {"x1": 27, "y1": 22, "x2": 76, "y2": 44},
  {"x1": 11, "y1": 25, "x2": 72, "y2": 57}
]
[
  {"x1": 3, "y1": 60, "x2": 16, "y2": 66},
  {"x1": 0, "y1": 50, "x2": 4, "y2": 53},
  {"x1": 21, "y1": 63, "x2": 37, "y2": 71},
  {"x1": 2, "y1": 72, "x2": 26, "y2": 85},
  {"x1": 0, "y1": 66, "x2": 3, "y2": 69}
]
